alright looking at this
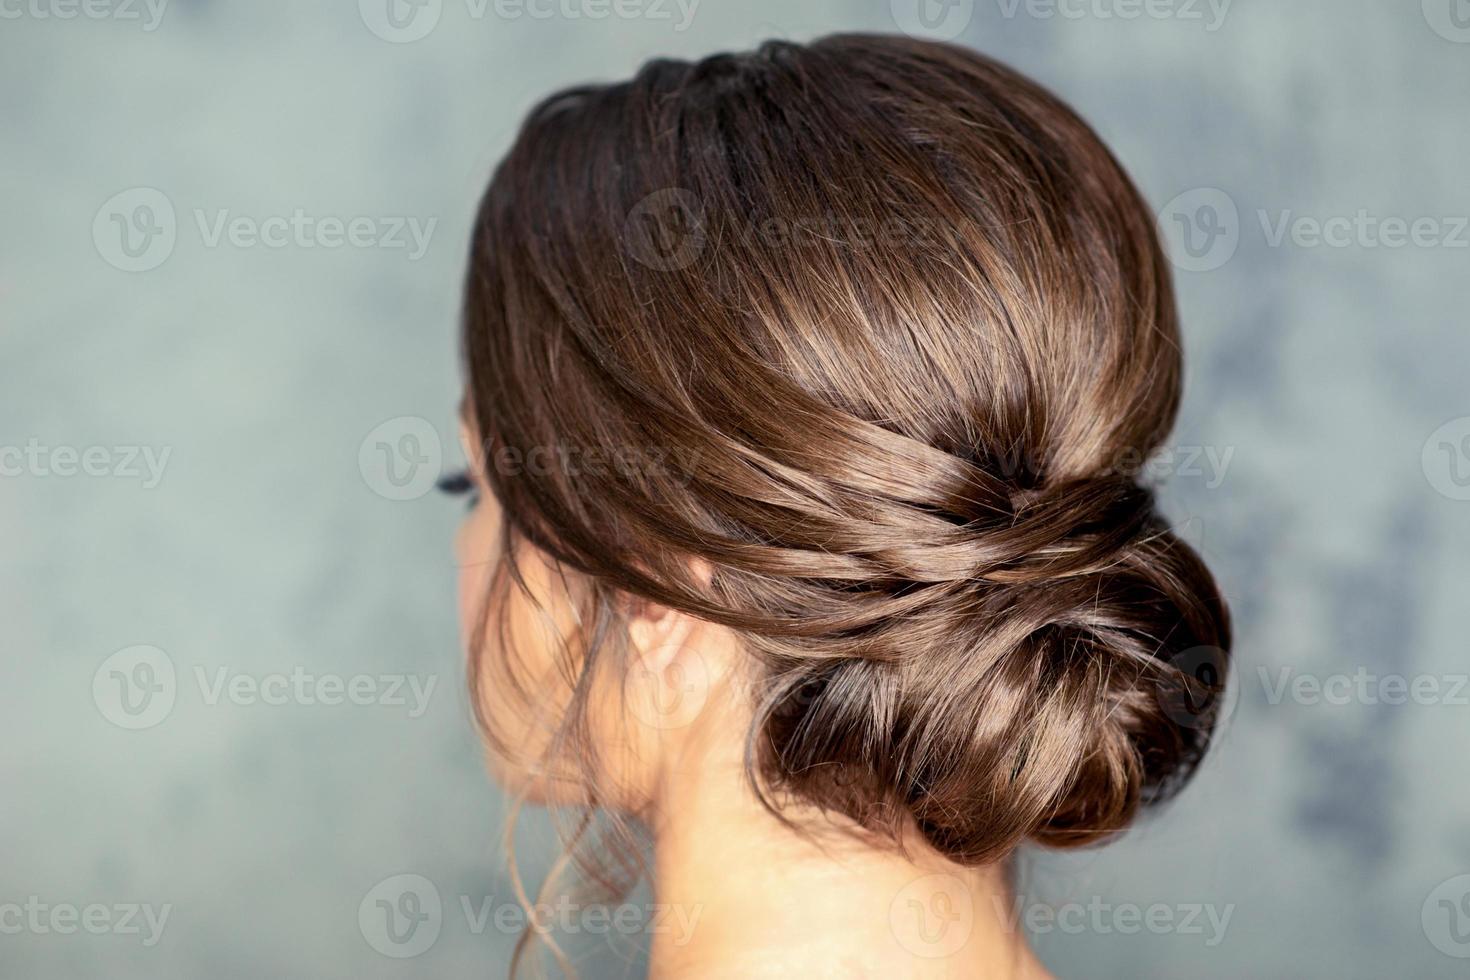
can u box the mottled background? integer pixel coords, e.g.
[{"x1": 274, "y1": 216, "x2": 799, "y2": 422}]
[{"x1": 4, "y1": 0, "x2": 1469, "y2": 976}]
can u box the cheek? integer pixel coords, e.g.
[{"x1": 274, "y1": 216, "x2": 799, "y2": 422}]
[
  {"x1": 452, "y1": 496, "x2": 651, "y2": 809},
  {"x1": 456, "y1": 564, "x2": 483, "y2": 647},
  {"x1": 454, "y1": 498, "x2": 502, "y2": 645}
]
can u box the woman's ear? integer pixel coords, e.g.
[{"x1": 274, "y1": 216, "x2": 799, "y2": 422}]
[
  {"x1": 622, "y1": 595, "x2": 725, "y2": 739},
  {"x1": 622, "y1": 561, "x2": 725, "y2": 738},
  {"x1": 626, "y1": 601, "x2": 699, "y2": 675},
  {"x1": 624, "y1": 561, "x2": 713, "y2": 674}
]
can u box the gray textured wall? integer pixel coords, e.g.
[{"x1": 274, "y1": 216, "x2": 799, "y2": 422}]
[{"x1": 4, "y1": 0, "x2": 1469, "y2": 976}]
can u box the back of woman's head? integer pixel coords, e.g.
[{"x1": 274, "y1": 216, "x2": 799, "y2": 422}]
[{"x1": 462, "y1": 33, "x2": 1231, "y2": 868}]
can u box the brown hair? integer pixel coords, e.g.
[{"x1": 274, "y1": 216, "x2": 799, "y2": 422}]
[{"x1": 460, "y1": 30, "x2": 1231, "y2": 960}]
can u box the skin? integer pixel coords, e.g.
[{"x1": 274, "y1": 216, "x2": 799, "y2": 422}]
[{"x1": 455, "y1": 417, "x2": 1055, "y2": 979}]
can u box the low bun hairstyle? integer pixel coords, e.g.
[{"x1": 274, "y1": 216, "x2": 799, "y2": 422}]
[{"x1": 462, "y1": 34, "x2": 1231, "y2": 872}]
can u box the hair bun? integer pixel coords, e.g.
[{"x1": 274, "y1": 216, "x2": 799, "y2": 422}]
[{"x1": 759, "y1": 474, "x2": 1230, "y2": 864}]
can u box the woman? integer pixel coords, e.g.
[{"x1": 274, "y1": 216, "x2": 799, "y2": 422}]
[{"x1": 441, "y1": 33, "x2": 1231, "y2": 978}]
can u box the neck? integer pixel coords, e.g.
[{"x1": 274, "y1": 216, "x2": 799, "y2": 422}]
[{"x1": 643, "y1": 732, "x2": 1050, "y2": 979}]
